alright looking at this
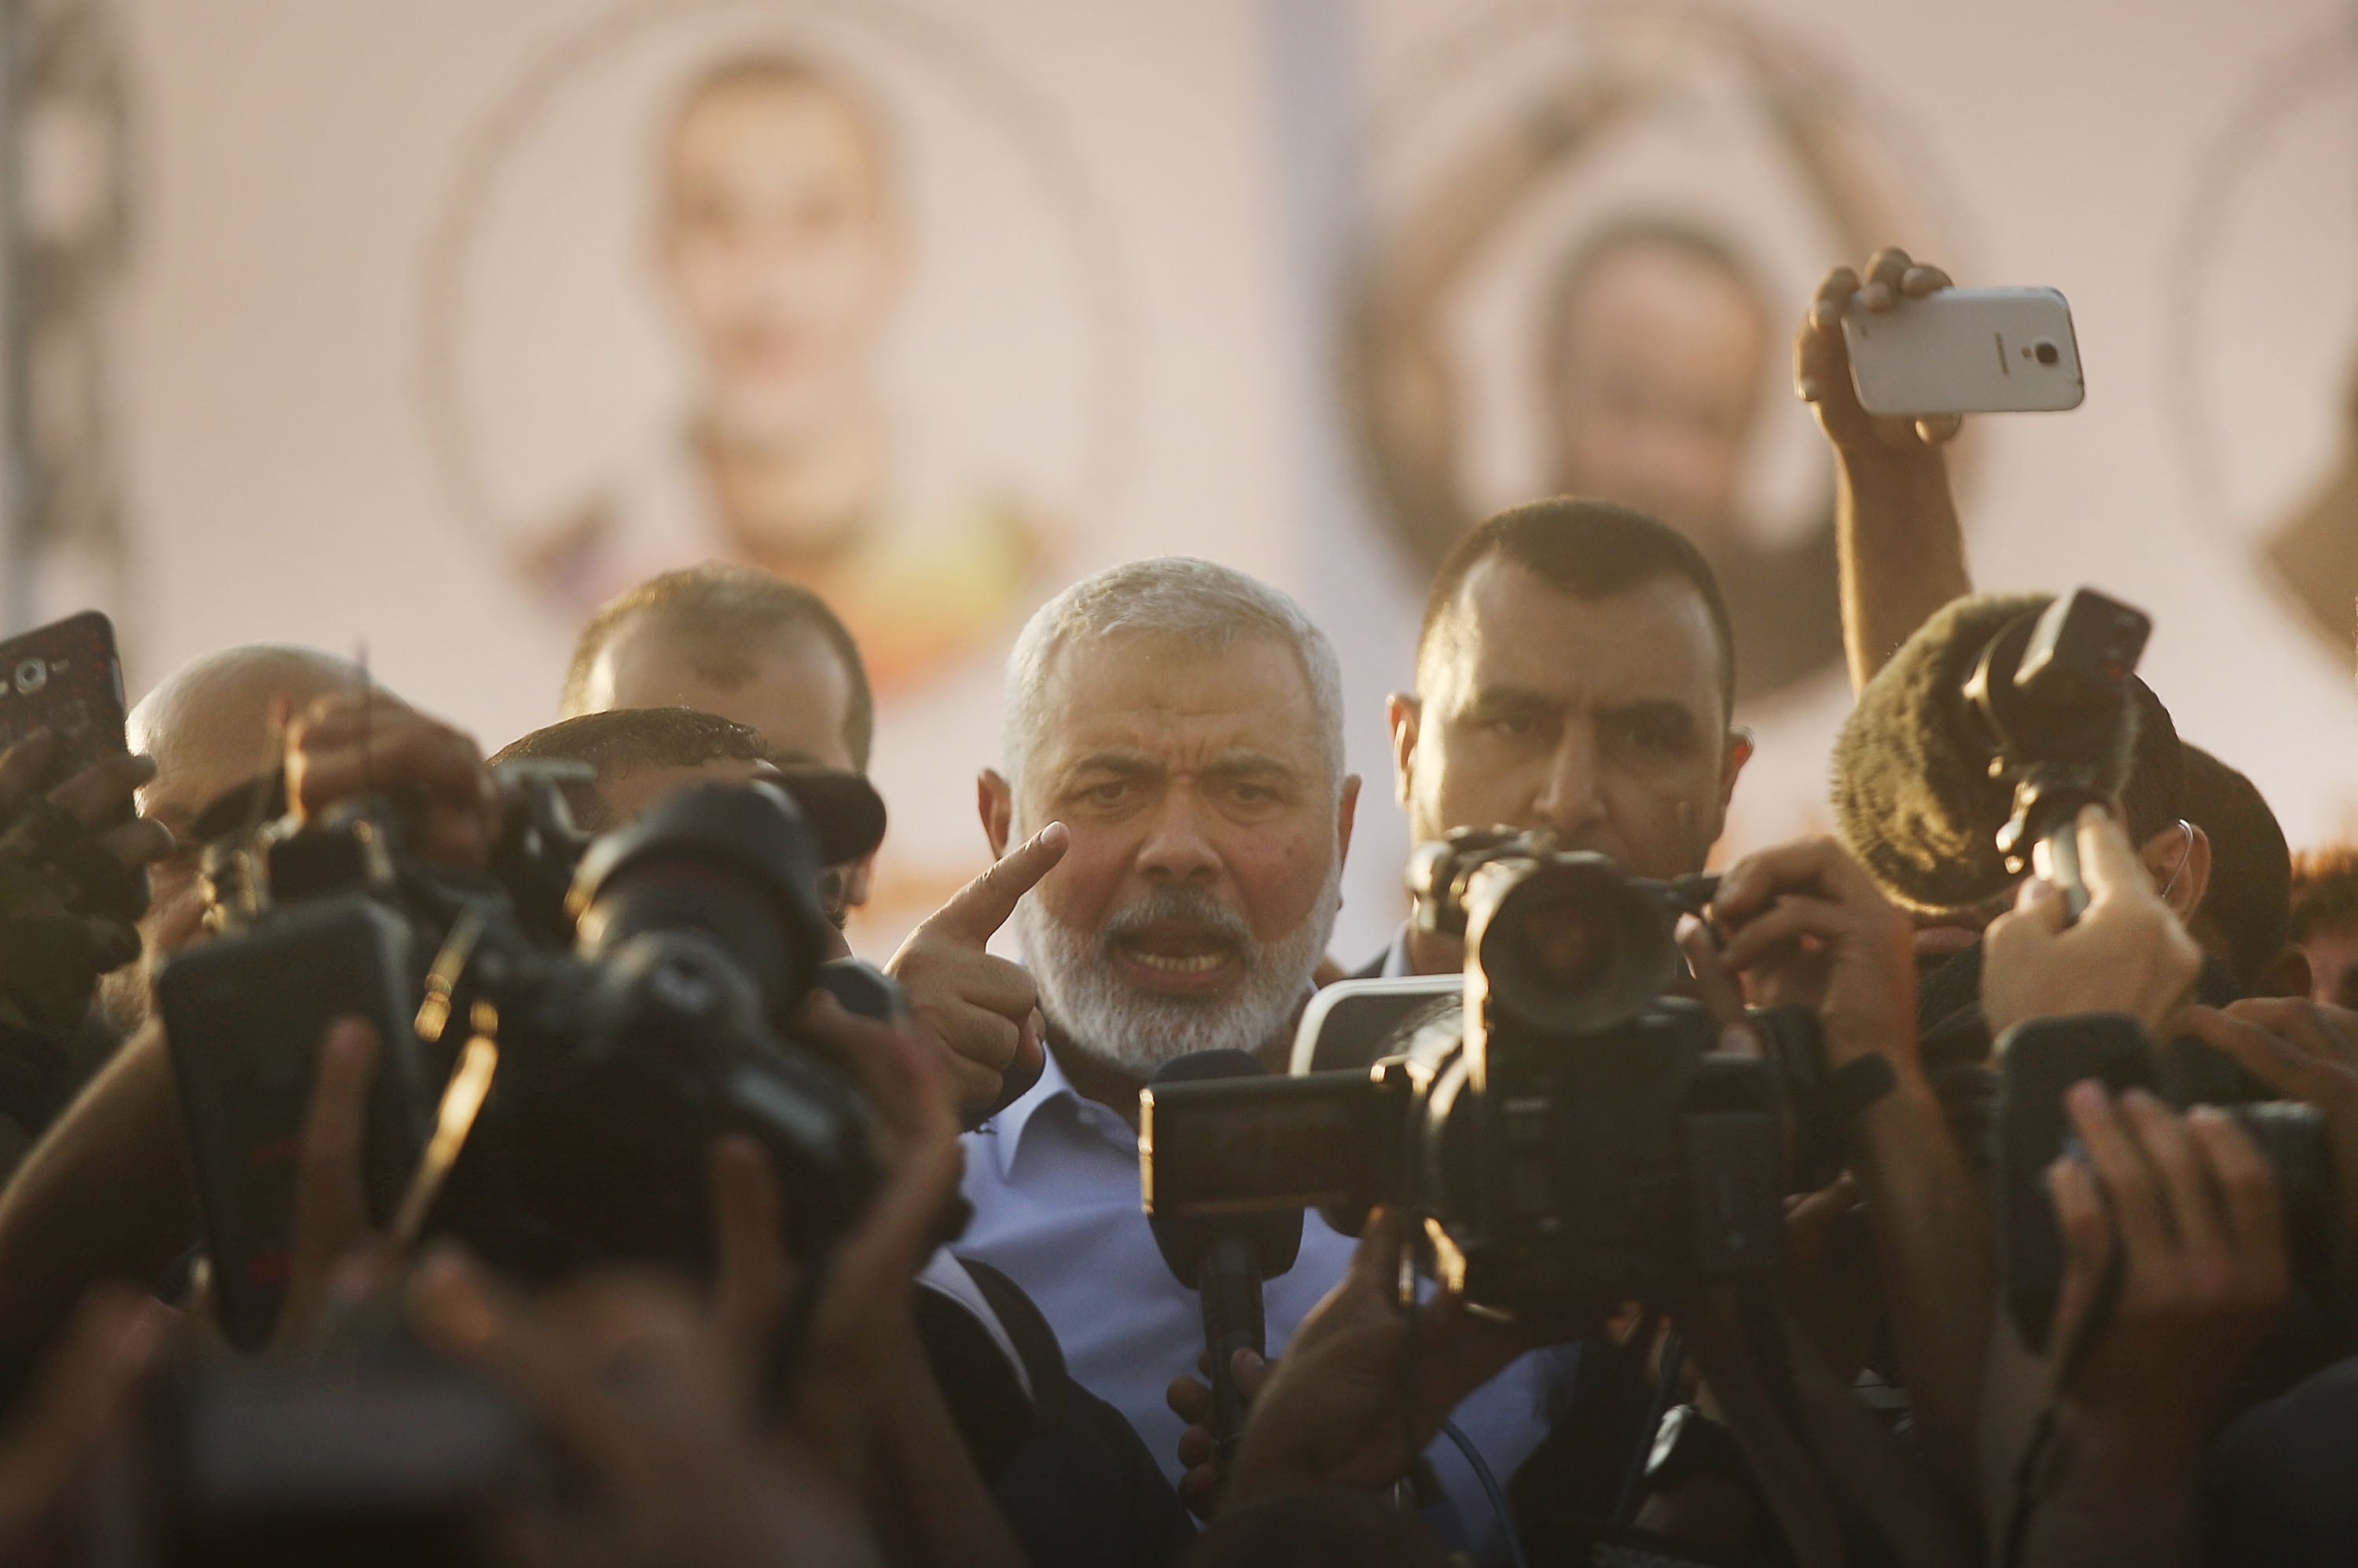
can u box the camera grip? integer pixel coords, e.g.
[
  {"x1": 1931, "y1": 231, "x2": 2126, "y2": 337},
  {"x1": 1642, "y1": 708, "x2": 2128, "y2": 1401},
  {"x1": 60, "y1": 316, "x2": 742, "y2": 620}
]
[
  {"x1": 1993, "y1": 1013, "x2": 2154, "y2": 1352},
  {"x1": 1198, "y1": 1235, "x2": 1266, "y2": 1456}
]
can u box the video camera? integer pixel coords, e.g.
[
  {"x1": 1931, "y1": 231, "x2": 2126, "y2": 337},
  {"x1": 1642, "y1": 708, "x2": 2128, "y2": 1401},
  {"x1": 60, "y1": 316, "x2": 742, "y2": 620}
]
[
  {"x1": 1140, "y1": 828, "x2": 1845, "y2": 1334},
  {"x1": 1995, "y1": 1013, "x2": 2346, "y2": 1352},
  {"x1": 158, "y1": 765, "x2": 887, "y2": 1350}
]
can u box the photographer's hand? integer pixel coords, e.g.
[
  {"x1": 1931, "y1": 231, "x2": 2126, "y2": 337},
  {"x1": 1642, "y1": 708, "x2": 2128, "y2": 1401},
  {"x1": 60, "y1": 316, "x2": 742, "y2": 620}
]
[
  {"x1": 0, "y1": 729, "x2": 171, "y2": 1056},
  {"x1": 410, "y1": 1255, "x2": 885, "y2": 1568},
  {"x1": 711, "y1": 993, "x2": 963, "y2": 1455},
  {"x1": 1167, "y1": 1347, "x2": 1269, "y2": 1518},
  {"x1": 2016, "y1": 1087, "x2": 2286, "y2": 1568},
  {"x1": 284, "y1": 693, "x2": 498, "y2": 868},
  {"x1": 706, "y1": 993, "x2": 1023, "y2": 1568},
  {"x1": 1794, "y1": 247, "x2": 1973, "y2": 691},
  {"x1": 885, "y1": 823, "x2": 1066, "y2": 1122},
  {"x1": 0, "y1": 1284, "x2": 173, "y2": 1564},
  {"x1": 2187, "y1": 997, "x2": 2358, "y2": 1259},
  {"x1": 1713, "y1": 835, "x2": 1918, "y2": 1072},
  {"x1": 1982, "y1": 808, "x2": 2204, "y2": 1038},
  {"x1": 268, "y1": 1018, "x2": 393, "y2": 1351},
  {"x1": 1220, "y1": 1208, "x2": 1537, "y2": 1515},
  {"x1": 1715, "y1": 835, "x2": 1991, "y2": 1515}
]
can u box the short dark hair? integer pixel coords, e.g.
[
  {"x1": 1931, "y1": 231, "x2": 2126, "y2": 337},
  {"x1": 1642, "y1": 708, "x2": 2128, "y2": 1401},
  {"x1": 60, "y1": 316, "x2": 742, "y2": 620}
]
[
  {"x1": 562, "y1": 563, "x2": 874, "y2": 769},
  {"x1": 2119, "y1": 678, "x2": 2186, "y2": 848},
  {"x1": 2290, "y1": 844, "x2": 2358, "y2": 942},
  {"x1": 2178, "y1": 744, "x2": 2292, "y2": 989},
  {"x1": 1417, "y1": 496, "x2": 1738, "y2": 714},
  {"x1": 490, "y1": 707, "x2": 767, "y2": 832}
]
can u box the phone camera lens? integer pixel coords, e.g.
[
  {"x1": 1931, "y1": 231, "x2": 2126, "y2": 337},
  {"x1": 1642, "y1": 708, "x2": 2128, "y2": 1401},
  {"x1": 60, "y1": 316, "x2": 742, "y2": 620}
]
[
  {"x1": 2033, "y1": 340, "x2": 2060, "y2": 367},
  {"x1": 13, "y1": 659, "x2": 46, "y2": 695}
]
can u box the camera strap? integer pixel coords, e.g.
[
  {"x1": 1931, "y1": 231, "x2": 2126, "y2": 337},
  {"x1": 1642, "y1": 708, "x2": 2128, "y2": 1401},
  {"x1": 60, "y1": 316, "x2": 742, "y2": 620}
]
[
  {"x1": 390, "y1": 1009, "x2": 500, "y2": 1254},
  {"x1": 390, "y1": 906, "x2": 501, "y2": 1254}
]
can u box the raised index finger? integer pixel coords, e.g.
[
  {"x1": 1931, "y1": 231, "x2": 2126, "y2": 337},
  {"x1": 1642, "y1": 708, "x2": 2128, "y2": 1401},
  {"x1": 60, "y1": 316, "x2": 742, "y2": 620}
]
[{"x1": 926, "y1": 821, "x2": 1069, "y2": 941}]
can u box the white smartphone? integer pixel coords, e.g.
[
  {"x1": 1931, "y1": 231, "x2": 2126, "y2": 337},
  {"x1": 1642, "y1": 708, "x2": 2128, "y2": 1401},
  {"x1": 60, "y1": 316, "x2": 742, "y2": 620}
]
[{"x1": 1842, "y1": 287, "x2": 2084, "y2": 416}]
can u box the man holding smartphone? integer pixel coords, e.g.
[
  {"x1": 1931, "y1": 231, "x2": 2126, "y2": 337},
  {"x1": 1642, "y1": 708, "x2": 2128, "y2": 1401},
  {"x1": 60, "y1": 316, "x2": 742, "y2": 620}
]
[{"x1": 1791, "y1": 247, "x2": 1973, "y2": 696}]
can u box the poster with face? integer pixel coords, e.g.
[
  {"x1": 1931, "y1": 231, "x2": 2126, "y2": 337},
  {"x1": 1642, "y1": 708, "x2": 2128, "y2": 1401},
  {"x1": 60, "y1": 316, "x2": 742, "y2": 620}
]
[
  {"x1": 429, "y1": 3, "x2": 1127, "y2": 680},
  {"x1": 419, "y1": 0, "x2": 1133, "y2": 939},
  {"x1": 1341, "y1": 2, "x2": 1957, "y2": 712}
]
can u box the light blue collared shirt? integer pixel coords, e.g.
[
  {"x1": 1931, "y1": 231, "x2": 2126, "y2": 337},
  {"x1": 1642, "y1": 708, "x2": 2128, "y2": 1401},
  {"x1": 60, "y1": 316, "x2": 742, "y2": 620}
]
[{"x1": 956, "y1": 1041, "x2": 1578, "y2": 1559}]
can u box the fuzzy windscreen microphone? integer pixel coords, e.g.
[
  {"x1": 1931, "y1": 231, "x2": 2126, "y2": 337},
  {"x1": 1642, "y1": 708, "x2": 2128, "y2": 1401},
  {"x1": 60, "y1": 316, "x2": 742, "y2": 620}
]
[{"x1": 1832, "y1": 592, "x2": 2140, "y2": 913}]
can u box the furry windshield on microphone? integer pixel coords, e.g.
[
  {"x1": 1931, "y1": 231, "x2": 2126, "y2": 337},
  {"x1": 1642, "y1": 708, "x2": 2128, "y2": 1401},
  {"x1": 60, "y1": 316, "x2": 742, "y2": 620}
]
[{"x1": 1832, "y1": 591, "x2": 2140, "y2": 913}]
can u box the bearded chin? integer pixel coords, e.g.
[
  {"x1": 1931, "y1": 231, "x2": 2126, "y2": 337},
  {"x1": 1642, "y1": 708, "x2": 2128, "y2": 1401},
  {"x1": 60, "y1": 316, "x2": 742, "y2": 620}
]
[{"x1": 1014, "y1": 872, "x2": 1342, "y2": 1078}]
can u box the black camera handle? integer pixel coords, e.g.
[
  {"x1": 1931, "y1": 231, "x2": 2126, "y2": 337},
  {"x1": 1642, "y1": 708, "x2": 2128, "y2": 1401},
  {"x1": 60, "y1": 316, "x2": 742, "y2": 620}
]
[
  {"x1": 1994, "y1": 766, "x2": 2114, "y2": 925},
  {"x1": 1198, "y1": 1236, "x2": 1265, "y2": 1459}
]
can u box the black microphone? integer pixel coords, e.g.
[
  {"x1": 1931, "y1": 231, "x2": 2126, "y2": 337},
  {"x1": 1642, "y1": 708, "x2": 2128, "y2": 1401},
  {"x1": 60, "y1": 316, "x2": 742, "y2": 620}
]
[
  {"x1": 1831, "y1": 589, "x2": 2149, "y2": 917},
  {"x1": 1144, "y1": 1050, "x2": 1305, "y2": 1460}
]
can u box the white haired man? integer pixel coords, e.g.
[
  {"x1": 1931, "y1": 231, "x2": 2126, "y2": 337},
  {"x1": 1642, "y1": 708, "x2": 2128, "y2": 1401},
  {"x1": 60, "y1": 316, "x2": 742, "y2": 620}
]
[{"x1": 892, "y1": 557, "x2": 1573, "y2": 1551}]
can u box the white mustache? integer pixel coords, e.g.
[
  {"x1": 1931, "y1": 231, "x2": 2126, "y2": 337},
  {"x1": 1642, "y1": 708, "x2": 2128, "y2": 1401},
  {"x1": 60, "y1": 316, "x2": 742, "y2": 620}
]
[{"x1": 1098, "y1": 888, "x2": 1255, "y2": 960}]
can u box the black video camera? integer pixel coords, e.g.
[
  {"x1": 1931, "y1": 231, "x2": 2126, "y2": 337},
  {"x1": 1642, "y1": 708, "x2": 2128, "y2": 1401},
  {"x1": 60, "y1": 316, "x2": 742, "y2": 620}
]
[
  {"x1": 1140, "y1": 828, "x2": 1841, "y2": 1334},
  {"x1": 1994, "y1": 1013, "x2": 2345, "y2": 1352},
  {"x1": 160, "y1": 767, "x2": 885, "y2": 1349}
]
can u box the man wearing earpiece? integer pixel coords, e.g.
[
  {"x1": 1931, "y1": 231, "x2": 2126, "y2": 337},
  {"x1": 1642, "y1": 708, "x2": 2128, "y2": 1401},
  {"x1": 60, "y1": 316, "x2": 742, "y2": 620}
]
[
  {"x1": 1794, "y1": 247, "x2": 2228, "y2": 1042},
  {"x1": 1361, "y1": 497, "x2": 1754, "y2": 982}
]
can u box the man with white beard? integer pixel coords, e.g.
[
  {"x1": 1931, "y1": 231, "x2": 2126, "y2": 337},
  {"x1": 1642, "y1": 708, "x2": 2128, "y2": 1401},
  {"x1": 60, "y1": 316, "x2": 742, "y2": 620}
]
[{"x1": 938, "y1": 557, "x2": 1575, "y2": 1551}]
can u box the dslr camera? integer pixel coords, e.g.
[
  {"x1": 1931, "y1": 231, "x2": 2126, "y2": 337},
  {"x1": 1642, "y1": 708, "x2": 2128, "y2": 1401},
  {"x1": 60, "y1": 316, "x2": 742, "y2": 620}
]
[
  {"x1": 158, "y1": 766, "x2": 886, "y2": 1350},
  {"x1": 1140, "y1": 828, "x2": 1843, "y2": 1333}
]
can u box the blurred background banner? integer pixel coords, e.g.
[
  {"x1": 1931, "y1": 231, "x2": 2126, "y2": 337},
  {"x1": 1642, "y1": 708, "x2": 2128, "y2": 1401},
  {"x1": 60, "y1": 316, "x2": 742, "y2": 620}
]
[{"x1": 11, "y1": 0, "x2": 2351, "y2": 958}]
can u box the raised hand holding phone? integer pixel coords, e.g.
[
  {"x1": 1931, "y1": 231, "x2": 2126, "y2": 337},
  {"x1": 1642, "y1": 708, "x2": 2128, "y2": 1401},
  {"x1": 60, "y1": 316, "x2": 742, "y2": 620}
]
[{"x1": 1843, "y1": 285, "x2": 2084, "y2": 417}]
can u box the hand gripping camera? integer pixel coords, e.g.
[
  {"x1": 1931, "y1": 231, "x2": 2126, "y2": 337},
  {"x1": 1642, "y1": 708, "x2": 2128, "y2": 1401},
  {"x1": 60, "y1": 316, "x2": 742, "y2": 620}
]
[{"x1": 1140, "y1": 829, "x2": 1842, "y2": 1334}]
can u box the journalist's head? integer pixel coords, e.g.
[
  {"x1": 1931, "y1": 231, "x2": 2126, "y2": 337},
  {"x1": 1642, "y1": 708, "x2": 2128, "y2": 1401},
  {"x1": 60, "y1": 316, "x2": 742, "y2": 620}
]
[
  {"x1": 1389, "y1": 498, "x2": 1750, "y2": 881},
  {"x1": 101, "y1": 643, "x2": 367, "y2": 1030},
  {"x1": 982, "y1": 558, "x2": 1357, "y2": 1077},
  {"x1": 564, "y1": 562, "x2": 872, "y2": 775}
]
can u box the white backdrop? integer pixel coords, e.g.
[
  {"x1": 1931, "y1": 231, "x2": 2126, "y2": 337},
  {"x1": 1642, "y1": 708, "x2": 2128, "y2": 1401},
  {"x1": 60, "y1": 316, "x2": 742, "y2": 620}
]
[{"x1": 105, "y1": 0, "x2": 2358, "y2": 963}]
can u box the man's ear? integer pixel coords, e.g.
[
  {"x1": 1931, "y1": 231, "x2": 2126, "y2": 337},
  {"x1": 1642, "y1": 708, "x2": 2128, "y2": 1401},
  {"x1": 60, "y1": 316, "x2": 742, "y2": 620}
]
[
  {"x1": 843, "y1": 850, "x2": 878, "y2": 909},
  {"x1": 1720, "y1": 727, "x2": 1754, "y2": 809},
  {"x1": 1387, "y1": 693, "x2": 1420, "y2": 809},
  {"x1": 1336, "y1": 774, "x2": 1361, "y2": 874},
  {"x1": 979, "y1": 769, "x2": 1014, "y2": 861},
  {"x1": 2140, "y1": 821, "x2": 2211, "y2": 920}
]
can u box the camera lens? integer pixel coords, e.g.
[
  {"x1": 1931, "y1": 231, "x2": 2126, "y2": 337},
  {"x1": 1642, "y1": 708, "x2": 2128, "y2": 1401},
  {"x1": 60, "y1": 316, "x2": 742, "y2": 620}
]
[
  {"x1": 13, "y1": 659, "x2": 46, "y2": 695},
  {"x1": 2033, "y1": 340, "x2": 2060, "y2": 367},
  {"x1": 1518, "y1": 895, "x2": 1612, "y2": 993}
]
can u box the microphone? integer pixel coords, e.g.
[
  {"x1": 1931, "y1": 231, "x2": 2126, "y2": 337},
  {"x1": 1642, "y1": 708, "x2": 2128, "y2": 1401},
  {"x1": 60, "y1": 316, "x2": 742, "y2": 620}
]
[
  {"x1": 1144, "y1": 1050, "x2": 1305, "y2": 1459},
  {"x1": 1832, "y1": 589, "x2": 2150, "y2": 916}
]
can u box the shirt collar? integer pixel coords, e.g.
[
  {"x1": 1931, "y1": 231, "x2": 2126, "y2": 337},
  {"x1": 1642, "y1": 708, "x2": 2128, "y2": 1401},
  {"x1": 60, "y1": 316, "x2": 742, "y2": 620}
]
[
  {"x1": 1381, "y1": 922, "x2": 1416, "y2": 979},
  {"x1": 982, "y1": 1036, "x2": 1089, "y2": 1178},
  {"x1": 979, "y1": 986, "x2": 1328, "y2": 1177}
]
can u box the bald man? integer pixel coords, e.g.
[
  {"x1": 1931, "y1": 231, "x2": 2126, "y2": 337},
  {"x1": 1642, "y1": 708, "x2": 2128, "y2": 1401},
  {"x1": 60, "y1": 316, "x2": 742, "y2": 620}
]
[{"x1": 96, "y1": 643, "x2": 366, "y2": 1033}]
